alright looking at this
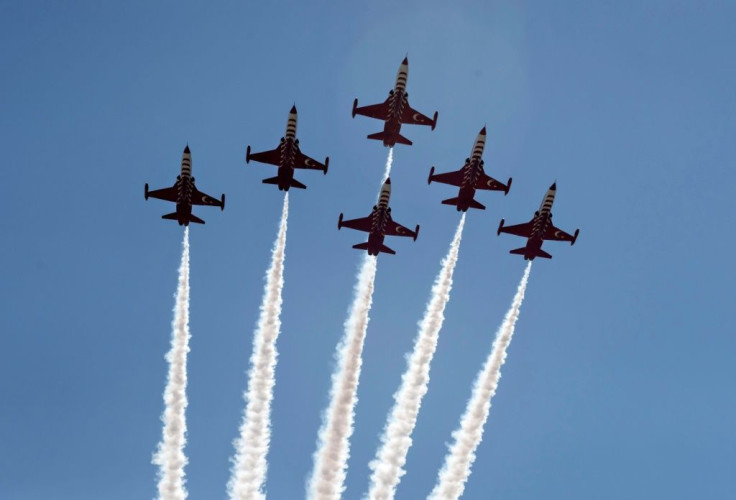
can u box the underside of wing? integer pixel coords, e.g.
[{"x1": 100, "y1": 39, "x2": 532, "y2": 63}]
[
  {"x1": 499, "y1": 220, "x2": 533, "y2": 237},
  {"x1": 339, "y1": 215, "x2": 372, "y2": 232},
  {"x1": 400, "y1": 104, "x2": 434, "y2": 126},
  {"x1": 430, "y1": 168, "x2": 464, "y2": 187},
  {"x1": 544, "y1": 224, "x2": 576, "y2": 242},
  {"x1": 295, "y1": 149, "x2": 327, "y2": 171},
  {"x1": 354, "y1": 100, "x2": 390, "y2": 121},
  {"x1": 385, "y1": 218, "x2": 417, "y2": 238},
  {"x1": 146, "y1": 185, "x2": 177, "y2": 202},
  {"x1": 475, "y1": 173, "x2": 508, "y2": 192},
  {"x1": 247, "y1": 147, "x2": 281, "y2": 166},
  {"x1": 192, "y1": 187, "x2": 223, "y2": 207}
]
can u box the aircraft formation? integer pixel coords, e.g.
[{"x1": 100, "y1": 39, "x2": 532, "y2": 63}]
[{"x1": 144, "y1": 57, "x2": 580, "y2": 260}]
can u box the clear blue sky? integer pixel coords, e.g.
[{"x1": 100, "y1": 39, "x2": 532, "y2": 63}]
[{"x1": 1, "y1": 1, "x2": 735, "y2": 498}]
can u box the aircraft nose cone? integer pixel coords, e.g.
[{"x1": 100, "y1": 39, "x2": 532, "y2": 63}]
[
  {"x1": 385, "y1": 177, "x2": 391, "y2": 185},
  {"x1": 550, "y1": 182, "x2": 557, "y2": 190},
  {"x1": 184, "y1": 145, "x2": 190, "y2": 153},
  {"x1": 290, "y1": 104, "x2": 297, "y2": 114},
  {"x1": 479, "y1": 126, "x2": 486, "y2": 135},
  {"x1": 402, "y1": 57, "x2": 408, "y2": 65}
]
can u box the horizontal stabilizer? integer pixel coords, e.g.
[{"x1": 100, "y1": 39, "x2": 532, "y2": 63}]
[
  {"x1": 367, "y1": 131, "x2": 386, "y2": 142},
  {"x1": 290, "y1": 178, "x2": 307, "y2": 189},
  {"x1": 394, "y1": 133, "x2": 412, "y2": 146},
  {"x1": 441, "y1": 197, "x2": 460, "y2": 206},
  {"x1": 366, "y1": 131, "x2": 413, "y2": 146},
  {"x1": 262, "y1": 176, "x2": 307, "y2": 189},
  {"x1": 161, "y1": 212, "x2": 205, "y2": 225},
  {"x1": 188, "y1": 214, "x2": 205, "y2": 225},
  {"x1": 467, "y1": 198, "x2": 485, "y2": 210},
  {"x1": 351, "y1": 242, "x2": 396, "y2": 255},
  {"x1": 510, "y1": 247, "x2": 551, "y2": 259}
]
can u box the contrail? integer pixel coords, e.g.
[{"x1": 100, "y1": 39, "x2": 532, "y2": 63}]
[
  {"x1": 308, "y1": 147, "x2": 393, "y2": 499},
  {"x1": 152, "y1": 228, "x2": 191, "y2": 500},
  {"x1": 428, "y1": 262, "x2": 532, "y2": 500},
  {"x1": 366, "y1": 215, "x2": 466, "y2": 500},
  {"x1": 228, "y1": 194, "x2": 289, "y2": 500},
  {"x1": 308, "y1": 254, "x2": 378, "y2": 500},
  {"x1": 381, "y1": 147, "x2": 394, "y2": 184}
]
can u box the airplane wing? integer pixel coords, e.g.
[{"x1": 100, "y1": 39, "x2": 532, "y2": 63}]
[
  {"x1": 385, "y1": 217, "x2": 417, "y2": 238},
  {"x1": 146, "y1": 185, "x2": 178, "y2": 202},
  {"x1": 544, "y1": 224, "x2": 576, "y2": 242},
  {"x1": 192, "y1": 186, "x2": 224, "y2": 207},
  {"x1": 400, "y1": 103, "x2": 435, "y2": 127},
  {"x1": 429, "y1": 168, "x2": 463, "y2": 187},
  {"x1": 475, "y1": 172, "x2": 508, "y2": 191},
  {"x1": 247, "y1": 147, "x2": 281, "y2": 166},
  {"x1": 498, "y1": 220, "x2": 533, "y2": 237},
  {"x1": 339, "y1": 214, "x2": 373, "y2": 232},
  {"x1": 295, "y1": 147, "x2": 327, "y2": 171},
  {"x1": 354, "y1": 99, "x2": 390, "y2": 120}
]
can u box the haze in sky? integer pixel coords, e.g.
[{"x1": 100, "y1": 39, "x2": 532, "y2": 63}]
[{"x1": 1, "y1": 1, "x2": 735, "y2": 499}]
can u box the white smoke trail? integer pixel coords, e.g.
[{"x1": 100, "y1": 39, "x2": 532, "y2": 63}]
[
  {"x1": 308, "y1": 147, "x2": 393, "y2": 499},
  {"x1": 308, "y1": 254, "x2": 378, "y2": 500},
  {"x1": 381, "y1": 148, "x2": 394, "y2": 184},
  {"x1": 428, "y1": 262, "x2": 532, "y2": 500},
  {"x1": 228, "y1": 194, "x2": 289, "y2": 500},
  {"x1": 366, "y1": 215, "x2": 466, "y2": 500},
  {"x1": 152, "y1": 228, "x2": 191, "y2": 500}
]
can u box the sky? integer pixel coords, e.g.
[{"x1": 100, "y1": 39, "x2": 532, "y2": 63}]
[{"x1": 1, "y1": 1, "x2": 735, "y2": 498}]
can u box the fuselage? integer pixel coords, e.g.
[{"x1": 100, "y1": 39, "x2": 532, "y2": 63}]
[
  {"x1": 276, "y1": 106, "x2": 299, "y2": 190},
  {"x1": 523, "y1": 184, "x2": 557, "y2": 259},
  {"x1": 175, "y1": 146, "x2": 194, "y2": 224},
  {"x1": 456, "y1": 127, "x2": 487, "y2": 211},
  {"x1": 381, "y1": 58, "x2": 410, "y2": 146},
  {"x1": 366, "y1": 180, "x2": 392, "y2": 255}
]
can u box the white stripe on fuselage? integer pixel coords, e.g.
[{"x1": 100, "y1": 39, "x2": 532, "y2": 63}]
[
  {"x1": 532, "y1": 187, "x2": 556, "y2": 236},
  {"x1": 285, "y1": 111, "x2": 298, "y2": 140},
  {"x1": 179, "y1": 149, "x2": 193, "y2": 204},
  {"x1": 539, "y1": 188, "x2": 555, "y2": 215},
  {"x1": 395, "y1": 61, "x2": 408, "y2": 92},
  {"x1": 378, "y1": 182, "x2": 391, "y2": 209},
  {"x1": 470, "y1": 131, "x2": 486, "y2": 162}
]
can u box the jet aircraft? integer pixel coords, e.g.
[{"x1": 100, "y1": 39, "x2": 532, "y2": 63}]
[
  {"x1": 337, "y1": 178, "x2": 419, "y2": 255},
  {"x1": 497, "y1": 183, "x2": 579, "y2": 260},
  {"x1": 352, "y1": 57, "x2": 438, "y2": 147},
  {"x1": 428, "y1": 126, "x2": 511, "y2": 211},
  {"x1": 144, "y1": 145, "x2": 225, "y2": 226},
  {"x1": 246, "y1": 105, "x2": 329, "y2": 191}
]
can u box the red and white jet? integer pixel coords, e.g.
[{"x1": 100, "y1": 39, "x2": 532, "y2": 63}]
[
  {"x1": 246, "y1": 105, "x2": 329, "y2": 191},
  {"x1": 337, "y1": 178, "x2": 419, "y2": 256},
  {"x1": 144, "y1": 145, "x2": 225, "y2": 226},
  {"x1": 352, "y1": 57, "x2": 438, "y2": 147},
  {"x1": 428, "y1": 126, "x2": 512, "y2": 211},
  {"x1": 497, "y1": 183, "x2": 579, "y2": 260}
]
